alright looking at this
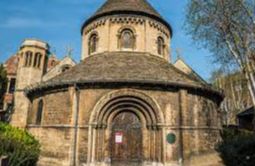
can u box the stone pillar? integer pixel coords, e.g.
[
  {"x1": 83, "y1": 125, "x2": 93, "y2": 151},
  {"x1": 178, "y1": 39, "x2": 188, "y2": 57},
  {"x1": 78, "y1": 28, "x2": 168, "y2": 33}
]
[
  {"x1": 193, "y1": 96, "x2": 200, "y2": 154},
  {"x1": 178, "y1": 89, "x2": 187, "y2": 165},
  {"x1": 69, "y1": 86, "x2": 79, "y2": 166}
]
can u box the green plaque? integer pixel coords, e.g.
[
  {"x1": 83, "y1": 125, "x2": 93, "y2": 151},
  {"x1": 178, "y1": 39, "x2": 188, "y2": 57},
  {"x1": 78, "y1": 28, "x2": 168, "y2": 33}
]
[{"x1": 167, "y1": 133, "x2": 176, "y2": 144}]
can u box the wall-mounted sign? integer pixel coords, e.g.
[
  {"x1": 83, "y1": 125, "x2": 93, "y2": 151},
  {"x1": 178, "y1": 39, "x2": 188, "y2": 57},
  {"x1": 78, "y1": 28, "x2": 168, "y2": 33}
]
[
  {"x1": 115, "y1": 132, "x2": 123, "y2": 144},
  {"x1": 167, "y1": 133, "x2": 176, "y2": 144}
]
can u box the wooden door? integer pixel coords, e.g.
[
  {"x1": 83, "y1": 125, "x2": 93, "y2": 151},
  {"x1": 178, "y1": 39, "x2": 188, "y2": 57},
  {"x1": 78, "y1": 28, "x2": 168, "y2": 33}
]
[{"x1": 111, "y1": 112, "x2": 142, "y2": 166}]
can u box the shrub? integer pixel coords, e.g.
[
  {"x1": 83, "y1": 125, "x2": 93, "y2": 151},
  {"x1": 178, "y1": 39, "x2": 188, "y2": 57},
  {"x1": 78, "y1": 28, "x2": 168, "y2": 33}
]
[
  {"x1": 217, "y1": 128, "x2": 255, "y2": 166},
  {"x1": 0, "y1": 122, "x2": 40, "y2": 166}
]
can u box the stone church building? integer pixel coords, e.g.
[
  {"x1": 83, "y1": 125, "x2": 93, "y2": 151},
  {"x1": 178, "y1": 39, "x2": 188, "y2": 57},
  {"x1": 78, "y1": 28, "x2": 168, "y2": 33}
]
[{"x1": 9, "y1": 0, "x2": 223, "y2": 165}]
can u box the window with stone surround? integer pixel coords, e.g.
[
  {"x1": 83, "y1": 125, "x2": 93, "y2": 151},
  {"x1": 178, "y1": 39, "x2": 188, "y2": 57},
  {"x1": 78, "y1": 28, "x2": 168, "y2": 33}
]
[
  {"x1": 37, "y1": 53, "x2": 42, "y2": 68},
  {"x1": 88, "y1": 33, "x2": 98, "y2": 55},
  {"x1": 120, "y1": 29, "x2": 135, "y2": 49},
  {"x1": 36, "y1": 99, "x2": 43, "y2": 125},
  {"x1": 157, "y1": 37, "x2": 165, "y2": 56},
  {"x1": 34, "y1": 53, "x2": 42, "y2": 68},
  {"x1": 25, "y1": 51, "x2": 33, "y2": 67}
]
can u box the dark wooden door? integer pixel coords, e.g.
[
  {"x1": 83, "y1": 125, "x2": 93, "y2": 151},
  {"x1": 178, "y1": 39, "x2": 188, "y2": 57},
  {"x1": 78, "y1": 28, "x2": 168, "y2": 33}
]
[{"x1": 111, "y1": 112, "x2": 142, "y2": 166}]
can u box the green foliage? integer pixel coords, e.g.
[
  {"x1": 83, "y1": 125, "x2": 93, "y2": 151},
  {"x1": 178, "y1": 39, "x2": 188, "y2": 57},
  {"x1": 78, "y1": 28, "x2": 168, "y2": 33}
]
[
  {"x1": 0, "y1": 122, "x2": 40, "y2": 166},
  {"x1": 185, "y1": 0, "x2": 255, "y2": 67},
  {"x1": 217, "y1": 128, "x2": 255, "y2": 166}
]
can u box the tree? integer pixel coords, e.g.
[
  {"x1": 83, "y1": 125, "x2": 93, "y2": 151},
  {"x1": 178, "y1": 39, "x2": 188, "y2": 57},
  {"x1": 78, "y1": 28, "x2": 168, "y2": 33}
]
[
  {"x1": 0, "y1": 122, "x2": 40, "y2": 166},
  {"x1": 0, "y1": 64, "x2": 7, "y2": 110},
  {"x1": 210, "y1": 69, "x2": 252, "y2": 125},
  {"x1": 185, "y1": 0, "x2": 255, "y2": 130}
]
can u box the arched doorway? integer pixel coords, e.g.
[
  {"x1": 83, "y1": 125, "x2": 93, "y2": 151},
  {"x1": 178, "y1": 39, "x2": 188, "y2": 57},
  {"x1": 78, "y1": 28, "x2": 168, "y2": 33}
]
[
  {"x1": 87, "y1": 90, "x2": 165, "y2": 165},
  {"x1": 111, "y1": 112, "x2": 142, "y2": 165}
]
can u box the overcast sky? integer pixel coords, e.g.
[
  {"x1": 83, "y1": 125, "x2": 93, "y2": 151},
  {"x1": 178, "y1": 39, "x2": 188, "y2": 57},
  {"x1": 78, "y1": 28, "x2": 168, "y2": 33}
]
[{"x1": 0, "y1": 0, "x2": 219, "y2": 80}]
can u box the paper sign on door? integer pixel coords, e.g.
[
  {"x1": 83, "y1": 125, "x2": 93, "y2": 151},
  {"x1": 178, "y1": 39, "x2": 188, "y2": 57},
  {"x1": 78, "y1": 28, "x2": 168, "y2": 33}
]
[{"x1": 115, "y1": 132, "x2": 123, "y2": 144}]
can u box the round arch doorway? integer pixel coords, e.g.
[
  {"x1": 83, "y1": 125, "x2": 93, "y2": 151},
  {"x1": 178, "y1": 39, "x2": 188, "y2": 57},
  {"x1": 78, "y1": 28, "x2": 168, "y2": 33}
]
[
  {"x1": 87, "y1": 90, "x2": 165, "y2": 166},
  {"x1": 110, "y1": 111, "x2": 142, "y2": 166}
]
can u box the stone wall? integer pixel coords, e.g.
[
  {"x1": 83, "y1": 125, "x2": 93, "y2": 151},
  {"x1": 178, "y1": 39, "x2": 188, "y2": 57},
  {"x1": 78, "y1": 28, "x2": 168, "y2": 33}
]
[
  {"x1": 27, "y1": 87, "x2": 221, "y2": 166},
  {"x1": 29, "y1": 127, "x2": 73, "y2": 166},
  {"x1": 28, "y1": 90, "x2": 72, "y2": 125}
]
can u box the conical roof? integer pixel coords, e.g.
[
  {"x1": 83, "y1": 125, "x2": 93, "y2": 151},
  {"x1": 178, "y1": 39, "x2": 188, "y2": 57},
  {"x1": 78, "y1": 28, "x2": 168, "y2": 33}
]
[
  {"x1": 25, "y1": 52, "x2": 223, "y2": 103},
  {"x1": 94, "y1": 0, "x2": 162, "y2": 18},
  {"x1": 81, "y1": 0, "x2": 172, "y2": 36}
]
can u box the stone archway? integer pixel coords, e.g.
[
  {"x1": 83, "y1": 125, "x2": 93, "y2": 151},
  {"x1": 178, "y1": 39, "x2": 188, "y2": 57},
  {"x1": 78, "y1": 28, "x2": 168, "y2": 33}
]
[{"x1": 87, "y1": 89, "x2": 165, "y2": 165}]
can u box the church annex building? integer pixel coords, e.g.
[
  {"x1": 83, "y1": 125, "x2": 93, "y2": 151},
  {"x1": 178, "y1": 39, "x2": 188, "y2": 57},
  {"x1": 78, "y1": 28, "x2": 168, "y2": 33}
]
[{"x1": 6, "y1": 0, "x2": 223, "y2": 165}]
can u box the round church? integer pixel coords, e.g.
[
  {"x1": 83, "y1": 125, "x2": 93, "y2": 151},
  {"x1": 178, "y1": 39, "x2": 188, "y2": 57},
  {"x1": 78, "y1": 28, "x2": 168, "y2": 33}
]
[{"x1": 10, "y1": 0, "x2": 223, "y2": 166}]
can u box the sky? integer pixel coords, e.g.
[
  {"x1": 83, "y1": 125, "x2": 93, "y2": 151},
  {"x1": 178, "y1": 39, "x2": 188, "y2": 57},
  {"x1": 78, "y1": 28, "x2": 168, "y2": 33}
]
[{"x1": 0, "y1": 0, "x2": 219, "y2": 80}]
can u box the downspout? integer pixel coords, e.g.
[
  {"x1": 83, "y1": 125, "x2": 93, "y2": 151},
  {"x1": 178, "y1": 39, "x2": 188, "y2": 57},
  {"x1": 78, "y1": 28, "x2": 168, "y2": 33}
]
[{"x1": 72, "y1": 84, "x2": 80, "y2": 166}]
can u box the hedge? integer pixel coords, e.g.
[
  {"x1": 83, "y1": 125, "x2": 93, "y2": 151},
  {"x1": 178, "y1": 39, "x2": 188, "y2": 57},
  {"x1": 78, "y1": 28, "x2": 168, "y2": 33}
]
[
  {"x1": 0, "y1": 122, "x2": 40, "y2": 166},
  {"x1": 217, "y1": 128, "x2": 255, "y2": 166}
]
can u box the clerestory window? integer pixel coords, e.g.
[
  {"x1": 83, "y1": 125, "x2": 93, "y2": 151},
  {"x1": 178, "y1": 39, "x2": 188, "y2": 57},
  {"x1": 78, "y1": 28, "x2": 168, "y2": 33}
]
[
  {"x1": 120, "y1": 29, "x2": 135, "y2": 49},
  {"x1": 88, "y1": 33, "x2": 98, "y2": 55},
  {"x1": 157, "y1": 37, "x2": 165, "y2": 55}
]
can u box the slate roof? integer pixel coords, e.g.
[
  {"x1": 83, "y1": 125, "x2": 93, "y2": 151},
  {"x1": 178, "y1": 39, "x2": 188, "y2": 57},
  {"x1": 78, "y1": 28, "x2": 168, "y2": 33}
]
[
  {"x1": 81, "y1": 0, "x2": 172, "y2": 36},
  {"x1": 4, "y1": 55, "x2": 18, "y2": 75},
  {"x1": 94, "y1": 0, "x2": 162, "y2": 18},
  {"x1": 26, "y1": 52, "x2": 222, "y2": 100}
]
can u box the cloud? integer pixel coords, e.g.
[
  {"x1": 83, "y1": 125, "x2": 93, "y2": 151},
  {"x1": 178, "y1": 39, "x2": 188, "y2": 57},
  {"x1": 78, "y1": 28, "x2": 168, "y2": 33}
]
[{"x1": 0, "y1": 17, "x2": 66, "y2": 28}]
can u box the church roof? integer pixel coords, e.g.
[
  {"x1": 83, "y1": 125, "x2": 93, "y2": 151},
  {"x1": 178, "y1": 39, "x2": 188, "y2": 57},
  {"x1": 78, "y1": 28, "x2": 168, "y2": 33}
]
[
  {"x1": 174, "y1": 59, "x2": 207, "y2": 84},
  {"x1": 26, "y1": 52, "x2": 222, "y2": 100},
  {"x1": 95, "y1": 0, "x2": 161, "y2": 18},
  {"x1": 4, "y1": 55, "x2": 18, "y2": 75},
  {"x1": 81, "y1": 0, "x2": 172, "y2": 36}
]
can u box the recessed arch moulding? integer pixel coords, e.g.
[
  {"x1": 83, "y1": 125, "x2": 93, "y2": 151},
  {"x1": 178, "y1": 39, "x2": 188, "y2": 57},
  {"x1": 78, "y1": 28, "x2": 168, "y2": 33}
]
[{"x1": 87, "y1": 89, "x2": 166, "y2": 165}]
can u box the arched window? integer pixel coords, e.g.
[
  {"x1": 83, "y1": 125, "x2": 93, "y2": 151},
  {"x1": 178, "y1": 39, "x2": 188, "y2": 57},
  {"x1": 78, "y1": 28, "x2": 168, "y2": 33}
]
[
  {"x1": 157, "y1": 37, "x2": 165, "y2": 55},
  {"x1": 120, "y1": 29, "x2": 135, "y2": 49},
  {"x1": 88, "y1": 33, "x2": 98, "y2": 55},
  {"x1": 36, "y1": 99, "x2": 43, "y2": 125},
  {"x1": 25, "y1": 51, "x2": 33, "y2": 66}
]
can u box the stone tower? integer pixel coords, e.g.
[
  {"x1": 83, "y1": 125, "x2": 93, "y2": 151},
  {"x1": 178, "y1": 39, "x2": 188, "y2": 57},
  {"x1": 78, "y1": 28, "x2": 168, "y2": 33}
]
[{"x1": 11, "y1": 39, "x2": 49, "y2": 128}]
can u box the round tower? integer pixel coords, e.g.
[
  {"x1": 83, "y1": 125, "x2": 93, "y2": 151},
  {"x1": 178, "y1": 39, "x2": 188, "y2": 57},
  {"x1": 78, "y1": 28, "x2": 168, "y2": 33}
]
[
  {"x1": 81, "y1": 0, "x2": 172, "y2": 61},
  {"x1": 11, "y1": 39, "x2": 49, "y2": 127}
]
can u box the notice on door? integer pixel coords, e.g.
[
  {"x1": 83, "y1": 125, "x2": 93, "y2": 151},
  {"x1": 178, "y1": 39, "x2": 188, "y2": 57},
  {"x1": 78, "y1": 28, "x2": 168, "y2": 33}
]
[{"x1": 115, "y1": 132, "x2": 123, "y2": 144}]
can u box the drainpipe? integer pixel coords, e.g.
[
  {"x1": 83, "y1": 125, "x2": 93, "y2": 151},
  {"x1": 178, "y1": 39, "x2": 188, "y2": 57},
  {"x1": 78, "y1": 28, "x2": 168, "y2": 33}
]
[{"x1": 72, "y1": 84, "x2": 80, "y2": 166}]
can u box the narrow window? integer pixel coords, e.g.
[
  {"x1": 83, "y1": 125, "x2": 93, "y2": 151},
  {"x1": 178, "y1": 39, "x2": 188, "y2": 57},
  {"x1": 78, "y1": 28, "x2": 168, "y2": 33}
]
[
  {"x1": 36, "y1": 99, "x2": 43, "y2": 125},
  {"x1": 24, "y1": 51, "x2": 32, "y2": 66},
  {"x1": 88, "y1": 34, "x2": 98, "y2": 55},
  {"x1": 34, "y1": 53, "x2": 42, "y2": 68},
  {"x1": 157, "y1": 37, "x2": 165, "y2": 55},
  {"x1": 25, "y1": 51, "x2": 33, "y2": 67},
  {"x1": 38, "y1": 54, "x2": 42, "y2": 68},
  {"x1": 120, "y1": 29, "x2": 135, "y2": 49},
  {"x1": 8, "y1": 78, "x2": 16, "y2": 94},
  {"x1": 29, "y1": 52, "x2": 33, "y2": 66},
  {"x1": 33, "y1": 53, "x2": 38, "y2": 67}
]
